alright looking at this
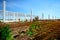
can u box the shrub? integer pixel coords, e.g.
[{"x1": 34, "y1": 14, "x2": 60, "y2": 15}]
[
  {"x1": 26, "y1": 30, "x2": 33, "y2": 36},
  {"x1": 0, "y1": 25, "x2": 14, "y2": 40},
  {"x1": 26, "y1": 22, "x2": 41, "y2": 36}
]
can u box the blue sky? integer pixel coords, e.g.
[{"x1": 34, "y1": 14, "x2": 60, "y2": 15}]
[{"x1": 0, "y1": 0, "x2": 60, "y2": 20}]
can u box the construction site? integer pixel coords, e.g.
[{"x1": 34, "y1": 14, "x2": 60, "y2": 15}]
[{"x1": 0, "y1": 0, "x2": 60, "y2": 40}]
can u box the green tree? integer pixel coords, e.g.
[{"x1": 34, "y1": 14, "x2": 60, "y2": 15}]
[
  {"x1": 33, "y1": 16, "x2": 39, "y2": 22},
  {"x1": 24, "y1": 19, "x2": 28, "y2": 22}
]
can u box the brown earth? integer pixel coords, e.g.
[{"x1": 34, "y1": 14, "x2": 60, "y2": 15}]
[{"x1": 0, "y1": 20, "x2": 60, "y2": 40}]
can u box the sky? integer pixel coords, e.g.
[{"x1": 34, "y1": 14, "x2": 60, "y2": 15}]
[{"x1": 0, "y1": 0, "x2": 60, "y2": 20}]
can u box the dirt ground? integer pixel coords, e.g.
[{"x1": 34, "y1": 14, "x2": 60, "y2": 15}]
[{"x1": 0, "y1": 20, "x2": 60, "y2": 40}]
